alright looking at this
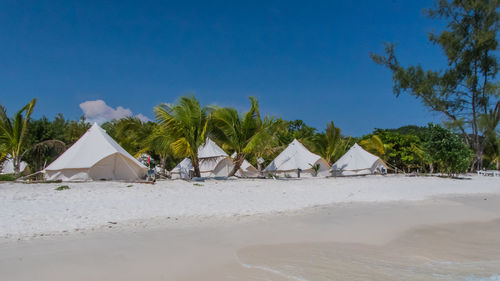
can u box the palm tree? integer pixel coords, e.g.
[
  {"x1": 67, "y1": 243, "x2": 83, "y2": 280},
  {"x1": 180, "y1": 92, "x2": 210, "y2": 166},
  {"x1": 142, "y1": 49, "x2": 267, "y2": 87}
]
[
  {"x1": 106, "y1": 116, "x2": 156, "y2": 156},
  {"x1": 210, "y1": 97, "x2": 277, "y2": 177},
  {"x1": 360, "y1": 135, "x2": 389, "y2": 160},
  {"x1": 0, "y1": 98, "x2": 36, "y2": 175},
  {"x1": 154, "y1": 96, "x2": 210, "y2": 177},
  {"x1": 28, "y1": 139, "x2": 66, "y2": 172},
  {"x1": 139, "y1": 124, "x2": 173, "y2": 176},
  {"x1": 310, "y1": 121, "x2": 349, "y2": 165}
]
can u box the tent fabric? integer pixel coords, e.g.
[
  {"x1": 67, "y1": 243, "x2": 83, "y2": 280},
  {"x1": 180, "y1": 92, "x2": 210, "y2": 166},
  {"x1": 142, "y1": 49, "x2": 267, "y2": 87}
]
[
  {"x1": 44, "y1": 123, "x2": 148, "y2": 181},
  {"x1": 170, "y1": 139, "x2": 260, "y2": 179},
  {"x1": 231, "y1": 153, "x2": 260, "y2": 178},
  {"x1": 330, "y1": 143, "x2": 387, "y2": 176},
  {"x1": 0, "y1": 157, "x2": 28, "y2": 174},
  {"x1": 264, "y1": 139, "x2": 330, "y2": 177},
  {"x1": 170, "y1": 157, "x2": 233, "y2": 179},
  {"x1": 171, "y1": 158, "x2": 194, "y2": 179},
  {"x1": 170, "y1": 138, "x2": 232, "y2": 179},
  {"x1": 198, "y1": 138, "x2": 228, "y2": 158}
]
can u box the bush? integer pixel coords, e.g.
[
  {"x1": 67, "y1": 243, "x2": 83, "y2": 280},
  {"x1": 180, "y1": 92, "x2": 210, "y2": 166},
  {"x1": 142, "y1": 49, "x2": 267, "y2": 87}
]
[
  {"x1": 424, "y1": 124, "x2": 472, "y2": 175},
  {"x1": 0, "y1": 174, "x2": 17, "y2": 181},
  {"x1": 310, "y1": 163, "x2": 321, "y2": 176},
  {"x1": 55, "y1": 185, "x2": 70, "y2": 191}
]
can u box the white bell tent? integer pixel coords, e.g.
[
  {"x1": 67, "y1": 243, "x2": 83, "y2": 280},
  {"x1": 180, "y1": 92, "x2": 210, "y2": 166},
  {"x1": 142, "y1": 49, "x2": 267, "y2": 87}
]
[
  {"x1": 264, "y1": 139, "x2": 330, "y2": 177},
  {"x1": 330, "y1": 143, "x2": 387, "y2": 176},
  {"x1": 170, "y1": 138, "x2": 234, "y2": 179},
  {"x1": 1, "y1": 157, "x2": 28, "y2": 175},
  {"x1": 44, "y1": 123, "x2": 148, "y2": 181},
  {"x1": 171, "y1": 139, "x2": 261, "y2": 179}
]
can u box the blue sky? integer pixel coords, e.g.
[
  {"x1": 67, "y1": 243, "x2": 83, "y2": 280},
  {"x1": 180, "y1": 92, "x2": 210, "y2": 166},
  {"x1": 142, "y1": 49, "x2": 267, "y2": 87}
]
[{"x1": 0, "y1": 0, "x2": 448, "y2": 136}]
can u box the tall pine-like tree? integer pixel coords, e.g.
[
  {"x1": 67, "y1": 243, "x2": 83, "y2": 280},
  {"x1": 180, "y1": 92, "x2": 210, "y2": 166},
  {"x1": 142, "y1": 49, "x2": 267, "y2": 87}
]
[{"x1": 371, "y1": 0, "x2": 500, "y2": 170}]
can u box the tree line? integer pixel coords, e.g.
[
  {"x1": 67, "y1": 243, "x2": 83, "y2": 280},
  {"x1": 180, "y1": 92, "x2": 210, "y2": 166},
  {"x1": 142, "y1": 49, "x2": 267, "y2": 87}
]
[{"x1": 1, "y1": 96, "x2": 496, "y2": 179}]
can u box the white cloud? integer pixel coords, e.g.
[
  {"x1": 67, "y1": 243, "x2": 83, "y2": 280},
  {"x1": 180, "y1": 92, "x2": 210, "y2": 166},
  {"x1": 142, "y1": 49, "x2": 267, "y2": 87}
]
[
  {"x1": 79, "y1": 100, "x2": 151, "y2": 124},
  {"x1": 136, "y1": 113, "x2": 150, "y2": 122}
]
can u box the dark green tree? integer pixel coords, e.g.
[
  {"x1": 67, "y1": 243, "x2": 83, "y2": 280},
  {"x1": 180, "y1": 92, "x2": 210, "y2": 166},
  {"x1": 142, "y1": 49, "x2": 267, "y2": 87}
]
[
  {"x1": 24, "y1": 114, "x2": 90, "y2": 172},
  {"x1": 360, "y1": 129, "x2": 427, "y2": 172},
  {"x1": 276, "y1": 119, "x2": 316, "y2": 145},
  {"x1": 371, "y1": 0, "x2": 500, "y2": 170},
  {"x1": 424, "y1": 124, "x2": 473, "y2": 175}
]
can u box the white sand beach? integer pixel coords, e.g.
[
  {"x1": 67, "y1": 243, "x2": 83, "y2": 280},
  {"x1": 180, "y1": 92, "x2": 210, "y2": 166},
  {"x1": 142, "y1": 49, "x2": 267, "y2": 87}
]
[
  {"x1": 0, "y1": 175, "x2": 499, "y2": 240},
  {"x1": 1, "y1": 176, "x2": 500, "y2": 281}
]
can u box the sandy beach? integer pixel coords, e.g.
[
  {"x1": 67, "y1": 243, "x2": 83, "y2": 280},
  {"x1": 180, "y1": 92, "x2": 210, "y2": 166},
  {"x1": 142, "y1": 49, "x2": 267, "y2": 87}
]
[
  {"x1": 1, "y1": 175, "x2": 500, "y2": 240},
  {"x1": 1, "y1": 176, "x2": 500, "y2": 280}
]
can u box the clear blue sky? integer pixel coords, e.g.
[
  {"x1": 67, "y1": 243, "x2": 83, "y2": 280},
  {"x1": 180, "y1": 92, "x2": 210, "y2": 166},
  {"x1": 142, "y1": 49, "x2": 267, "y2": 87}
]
[{"x1": 0, "y1": 0, "x2": 448, "y2": 136}]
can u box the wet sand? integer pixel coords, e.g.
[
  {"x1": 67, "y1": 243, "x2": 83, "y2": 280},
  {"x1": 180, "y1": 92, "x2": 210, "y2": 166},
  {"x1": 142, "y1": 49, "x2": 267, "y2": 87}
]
[
  {"x1": 227, "y1": 219, "x2": 500, "y2": 281},
  {"x1": 1, "y1": 194, "x2": 500, "y2": 280}
]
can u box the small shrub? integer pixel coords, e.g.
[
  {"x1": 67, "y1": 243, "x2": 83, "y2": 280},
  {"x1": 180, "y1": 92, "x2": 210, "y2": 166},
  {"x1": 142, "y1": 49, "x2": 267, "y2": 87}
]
[
  {"x1": 284, "y1": 173, "x2": 291, "y2": 178},
  {"x1": 0, "y1": 174, "x2": 16, "y2": 181},
  {"x1": 55, "y1": 185, "x2": 70, "y2": 191},
  {"x1": 193, "y1": 183, "x2": 203, "y2": 186},
  {"x1": 310, "y1": 163, "x2": 321, "y2": 176},
  {"x1": 126, "y1": 184, "x2": 133, "y2": 188}
]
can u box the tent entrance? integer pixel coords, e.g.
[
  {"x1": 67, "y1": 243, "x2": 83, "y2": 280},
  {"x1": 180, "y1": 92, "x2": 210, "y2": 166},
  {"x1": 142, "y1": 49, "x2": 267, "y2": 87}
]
[{"x1": 89, "y1": 153, "x2": 143, "y2": 181}]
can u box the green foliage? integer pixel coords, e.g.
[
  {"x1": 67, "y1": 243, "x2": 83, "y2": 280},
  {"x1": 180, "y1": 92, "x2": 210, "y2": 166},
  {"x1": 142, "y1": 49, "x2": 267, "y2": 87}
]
[
  {"x1": 24, "y1": 114, "x2": 90, "y2": 172},
  {"x1": 210, "y1": 97, "x2": 279, "y2": 176},
  {"x1": 309, "y1": 121, "x2": 349, "y2": 165},
  {"x1": 371, "y1": 0, "x2": 500, "y2": 170},
  {"x1": 360, "y1": 135, "x2": 388, "y2": 159},
  {"x1": 55, "y1": 185, "x2": 70, "y2": 191},
  {"x1": 360, "y1": 128, "x2": 428, "y2": 173},
  {"x1": 424, "y1": 124, "x2": 473, "y2": 175},
  {"x1": 2, "y1": 94, "x2": 489, "y2": 179},
  {"x1": 0, "y1": 174, "x2": 16, "y2": 181},
  {"x1": 309, "y1": 163, "x2": 321, "y2": 176},
  {"x1": 0, "y1": 98, "x2": 37, "y2": 175},
  {"x1": 154, "y1": 96, "x2": 211, "y2": 177},
  {"x1": 383, "y1": 125, "x2": 430, "y2": 140},
  {"x1": 277, "y1": 119, "x2": 316, "y2": 145},
  {"x1": 140, "y1": 124, "x2": 178, "y2": 172},
  {"x1": 101, "y1": 117, "x2": 157, "y2": 157}
]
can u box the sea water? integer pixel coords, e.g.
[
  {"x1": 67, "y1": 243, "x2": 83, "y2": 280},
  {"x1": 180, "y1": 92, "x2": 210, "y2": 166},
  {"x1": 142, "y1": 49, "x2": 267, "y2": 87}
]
[
  {"x1": 236, "y1": 247, "x2": 500, "y2": 281},
  {"x1": 233, "y1": 220, "x2": 500, "y2": 281}
]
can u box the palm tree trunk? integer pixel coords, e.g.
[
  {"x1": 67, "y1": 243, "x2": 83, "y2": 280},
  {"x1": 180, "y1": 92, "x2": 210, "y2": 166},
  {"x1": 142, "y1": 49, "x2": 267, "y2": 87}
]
[
  {"x1": 191, "y1": 156, "x2": 201, "y2": 178},
  {"x1": 228, "y1": 153, "x2": 245, "y2": 177},
  {"x1": 160, "y1": 155, "x2": 166, "y2": 176},
  {"x1": 13, "y1": 155, "x2": 20, "y2": 176}
]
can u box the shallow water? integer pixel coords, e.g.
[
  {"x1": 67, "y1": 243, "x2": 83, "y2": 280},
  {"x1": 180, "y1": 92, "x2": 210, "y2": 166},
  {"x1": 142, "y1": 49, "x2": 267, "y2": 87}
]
[{"x1": 233, "y1": 219, "x2": 500, "y2": 281}]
